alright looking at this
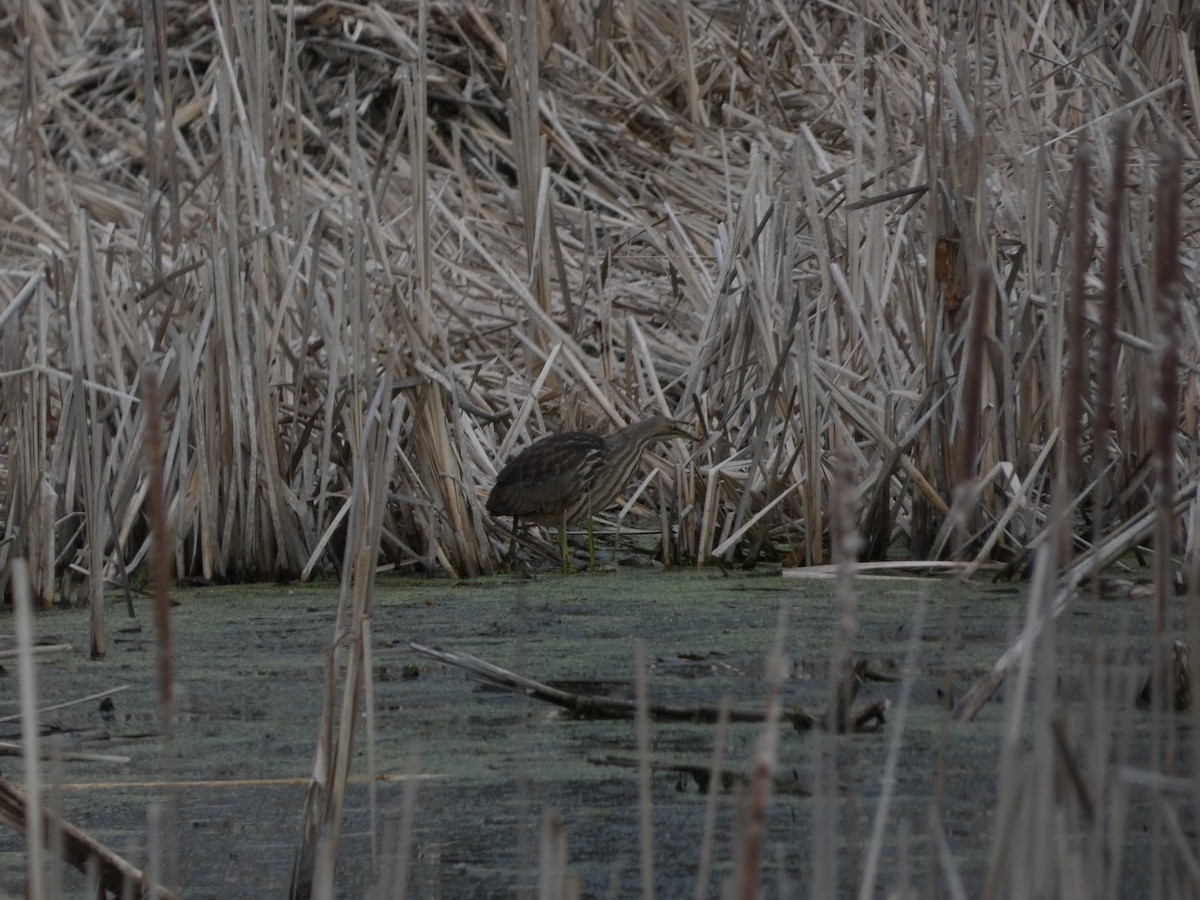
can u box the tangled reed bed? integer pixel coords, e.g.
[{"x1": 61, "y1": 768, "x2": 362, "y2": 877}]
[{"x1": 0, "y1": 1, "x2": 1197, "y2": 591}]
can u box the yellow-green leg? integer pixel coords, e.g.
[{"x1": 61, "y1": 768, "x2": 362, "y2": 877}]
[
  {"x1": 503, "y1": 516, "x2": 520, "y2": 571},
  {"x1": 587, "y1": 515, "x2": 596, "y2": 573},
  {"x1": 559, "y1": 512, "x2": 570, "y2": 574}
]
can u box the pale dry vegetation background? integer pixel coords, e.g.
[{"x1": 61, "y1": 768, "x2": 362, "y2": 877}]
[{"x1": 0, "y1": 0, "x2": 1198, "y2": 593}]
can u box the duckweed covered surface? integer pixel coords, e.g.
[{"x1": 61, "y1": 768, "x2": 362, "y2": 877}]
[{"x1": 0, "y1": 569, "x2": 1185, "y2": 897}]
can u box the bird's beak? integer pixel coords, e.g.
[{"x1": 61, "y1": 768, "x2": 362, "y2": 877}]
[{"x1": 669, "y1": 421, "x2": 696, "y2": 441}]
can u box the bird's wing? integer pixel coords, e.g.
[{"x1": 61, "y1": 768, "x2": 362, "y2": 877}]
[{"x1": 486, "y1": 432, "x2": 604, "y2": 518}]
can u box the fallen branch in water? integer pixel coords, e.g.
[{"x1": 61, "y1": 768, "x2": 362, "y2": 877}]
[
  {"x1": 588, "y1": 753, "x2": 811, "y2": 795},
  {"x1": 408, "y1": 641, "x2": 891, "y2": 733}
]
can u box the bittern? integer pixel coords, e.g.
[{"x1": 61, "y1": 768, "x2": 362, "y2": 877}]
[{"x1": 486, "y1": 416, "x2": 692, "y2": 573}]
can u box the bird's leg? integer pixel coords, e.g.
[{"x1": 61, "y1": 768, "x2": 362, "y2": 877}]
[
  {"x1": 559, "y1": 510, "x2": 570, "y2": 574},
  {"x1": 503, "y1": 516, "x2": 520, "y2": 571},
  {"x1": 587, "y1": 514, "x2": 596, "y2": 573}
]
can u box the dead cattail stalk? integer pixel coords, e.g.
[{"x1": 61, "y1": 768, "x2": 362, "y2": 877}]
[
  {"x1": 732, "y1": 606, "x2": 787, "y2": 900},
  {"x1": 143, "y1": 369, "x2": 173, "y2": 721},
  {"x1": 954, "y1": 264, "x2": 992, "y2": 548},
  {"x1": 1064, "y1": 145, "x2": 1090, "y2": 497},
  {"x1": 1089, "y1": 111, "x2": 1123, "y2": 501},
  {"x1": 634, "y1": 638, "x2": 655, "y2": 900},
  {"x1": 1150, "y1": 138, "x2": 1183, "y2": 711},
  {"x1": 858, "y1": 595, "x2": 926, "y2": 900},
  {"x1": 828, "y1": 446, "x2": 861, "y2": 732},
  {"x1": 692, "y1": 695, "x2": 730, "y2": 900},
  {"x1": 1087, "y1": 112, "x2": 1129, "y2": 730}
]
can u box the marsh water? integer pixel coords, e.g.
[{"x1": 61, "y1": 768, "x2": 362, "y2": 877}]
[{"x1": 0, "y1": 568, "x2": 1185, "y2": 897}]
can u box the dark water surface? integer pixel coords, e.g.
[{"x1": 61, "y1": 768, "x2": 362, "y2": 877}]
[{"x1": 0, "y1": 569, "x2": 1186, "y2": 897}]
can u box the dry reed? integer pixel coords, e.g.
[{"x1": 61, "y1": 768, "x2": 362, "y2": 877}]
[{"x1": 1, "y1": 1, "x2": 1195, "y2": 588}]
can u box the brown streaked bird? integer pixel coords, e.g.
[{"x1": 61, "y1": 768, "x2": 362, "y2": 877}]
[{"x1": 486, "y1": 416, "x2": 692, "y2": 573}]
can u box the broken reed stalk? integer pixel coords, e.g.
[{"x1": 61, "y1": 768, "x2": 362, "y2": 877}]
[
  {"x1": 12, "y1": 559, "x2": 45, "y2": 900},
  {"x1": 979, "y1": 533, "x2": 1060, "y2": 897},
  {"x1": 827, "y1": 447, "x2": 862, "y2": 732},
  {"x1": 144, "y1": 366, "x2": 179, "y2": 892},
  {"x1": 67, "y1": 209, "x2": 108, "y2": 659},
  {"x1": 290, "y1": 366, "x2": 400, "y2": 899},
  {"x1": 857, "y1": 595, "x2": 925, "y2": 900},
  {"x1": 538, "y1": 810, "x2": 570, "y2": 900},
  {"x1": 0, "y1": 773, "x2": 180, "y2": 900},
  {"x1": 144, "y1": 369, "x2": 173, "y2": 726},
  {"x1": 692, "y1": 695, "x2": 731, "y2": 900},
  {"x1": 813, "y1": 448, "x2": 861, "y2": 896},
  {"x1": 383, "y1": 747, "x2": 422, "y2": 897}
]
